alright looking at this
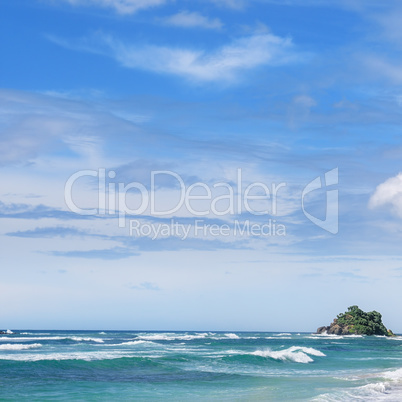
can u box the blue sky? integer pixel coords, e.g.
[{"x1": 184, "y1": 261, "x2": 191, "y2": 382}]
[{"x1": 2, "y1": 0, "x2": 402, "y2": 331}]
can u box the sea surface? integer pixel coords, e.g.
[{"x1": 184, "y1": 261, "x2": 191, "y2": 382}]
[{"x1": 1, "y1": 330, "x2": 402, "y2": 400}]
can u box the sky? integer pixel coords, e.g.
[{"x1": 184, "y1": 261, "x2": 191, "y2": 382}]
[{"x1": 1, "y1": 0, "x2": 402, "y2": 331}]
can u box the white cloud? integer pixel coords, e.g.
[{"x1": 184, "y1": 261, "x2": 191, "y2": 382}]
[
  {"x1": 49, "y1": 32, "x2": 302, "y2": 83},
  {"x1": 162, "y1": 11, "x2": 223, "y2": 30},
  {"x1": 369, "y1": 173, "x2": 402, "y2": 217},
  {"x1": 62, "y1": 0, "x2": 167, "y2": 14}
]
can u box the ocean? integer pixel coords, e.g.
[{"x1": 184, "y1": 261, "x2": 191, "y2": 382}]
[{"x1": 1, "y1": 330, "x2": 402, "y2": 400}]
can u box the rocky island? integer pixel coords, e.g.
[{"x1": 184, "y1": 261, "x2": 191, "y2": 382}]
[{"x1": 317, "y1": 305, "x2": 395, "y2": 336}]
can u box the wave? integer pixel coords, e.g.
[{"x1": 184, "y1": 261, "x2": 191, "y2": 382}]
[
  {"x1": 135, "y1": 332, "x2": 253, "y2": 342},
  {"x1": 69, "y1": 336, "x2": 105, "y2": 343},
  {"x1": 314, "y1": 368, "x2": 402, "y2": 401},
  {"x1": 136, "y1": 332, "x2": 247, "y2": 341},
  {"x1": 247, "y1": 346, "x2": 326, "y2": 364},
  {"x1": 309, "y1": 332, "x2": 363, "y2": 339},
  {"x1": 0, "y1": 336, "x2": 104, "y2": 343},
  {"x1": 136, "y1": 333, "x2": 209, "y2": 341},
  {"x1": 265, "y1": 336, "x2": 292, "y2": 340},
  {"x1": 386, "y1": 336, "x2": 402, "y2": 341},
  {"x1": 313, "y1": 381, "x2": 394, "y2": 401},
  {"x1": 381, "y1": 368, "x2": 402, "y2": 381},
  {"x1": 224, "y1": 333, "x2": 240, "y2": 339},
  {"x1": 252, "y1": 349, "x2": 313, "y2": 363},
  {"x1": 306, "y1": 336, "x2": 344, "y2": 340},
  {"x1": 119, "y1": 340, "x2": 156, "y2": 346},
  {"x1": 0, "y1": 351, "x2": 136, "y2": 362},
  {"x1": 309, "y1": 332, "x2": 341, "y2": 338},
  {"x1": 0, "y1": 343, "x2": 42, "y2": 350},
  {"x1": 275, "y1": 333, "x2": 292, "y2": 336},
  {"x1": 20, "y1": 333, "x2": 51, "y2": 335}
]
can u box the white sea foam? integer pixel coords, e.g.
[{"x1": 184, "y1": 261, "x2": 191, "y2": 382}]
[
  {"x1": 265, "y1": 336, "x2": 291, "y2": 340},
  {"x1": 307, "y1": 333, "x2": 348, "y2": 340},
  {"x1": 136, "y1": 334, "x2": 173, "y2": 341},
  {"x1": 314, "y1": 368, "x2": 402, "y2": 401},
  {"x1": 288, "y1": 346, "x2": 326, "y2": 357},
  {"x1": 224, "y1": 333, "x2": 240, "y2": 339},
  {"x1": 0, "y1": 336, "x2": 104, "y2": 342},
  {"x1": 137, "y1": 333, "x2": 209, "y2": 341},
  {"x1": 381, "y1": 368, "x2": 402, "y2": 381},
  {"x1": 0, "y1": 343, "x2": 42, "y2": 350},
  {"x1": 310, "y1": 332, "x2": 340, "y2": 337},
  {"x1": 309, "y1": 332, "x2": 364, "y2": 340},
  {"x1": 69, "y1": 336, "x2": 104, "y2": 343},
  {"x1": 119, "y1": 340, "x2": 156, "y2": 346},
  {"x1": 275, "y1": 333, "x2": 292, "y2": 336},
  {"x1": 20, "y1": 333, "x2": 51, "y2": 335},
  {"x1": 252, "y1": 349, "x2": 313, "y2": 363},
  {"x1": 5, "y1": 330, "x2": 13, "y2": 334},
  {"x1": 250, "y1": 346, "x2": 325, "y2": 364},
  {"x1": 0, "y1": 351, "x2": 135, "y2": 362},
  {"x1": 306, "y1": 332, "x2": 364, "y2": 339},
  {"x1": 386, "y1": 336, "x2": 402, "y2": 341},
  {"x1": 313, "y1": 382, "x2": 393, "y2": 401}
]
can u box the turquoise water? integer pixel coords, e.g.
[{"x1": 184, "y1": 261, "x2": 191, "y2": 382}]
[{"x1": 1, "y1": 330, "x2": 402, "y2": 400}]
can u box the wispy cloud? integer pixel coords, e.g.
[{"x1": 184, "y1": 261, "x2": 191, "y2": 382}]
[
  {"x1": 6, "y1": 226, "x2": 88, "y2": 238},
  {"x1": 210, "y1": 0, "x2": 245, "y2": 9},
  {"x1": 0, "y1": 201, "x2": 95, "y2": 220},
  {"x1": 61, "y1": 0, "x2": 168, "y2": 14},
  {"x1": 130, "y1": 281, "x2": 161, "y2": 290},
  {"x1": 363, "y1": 56, "x2": 402, "y2": 84},
  {"x1": 161, "y1": 11, "x2": 223, "y2": 30},
  {"x1": 48, "y1": 32, "x2": 304, "y2": 83},
  {"x1": 51, "y1": 247, "x2": 140, "y2": 259}
]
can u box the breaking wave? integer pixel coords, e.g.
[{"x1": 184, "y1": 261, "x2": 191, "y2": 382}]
[
  {"x1": 224, "y1": 333, "x2": 240, "y2": 339},
  {"x1": 250, "y1": 346, "x2": 325, "y2": 364},
  {"x1": 314, "y1": 368, "x2": 402, "y2": 401},
  {"x1": 0, "y1": 343, "x2": 42, "y2": 350},
  {"x1": 136, "y1": 333, "x2": 209, "y2": 341},
  {"x1": 0, "y1": 336, "x2": 104, "y2": 343}
]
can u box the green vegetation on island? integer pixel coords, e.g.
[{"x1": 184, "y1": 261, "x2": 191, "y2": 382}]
[{"x1": 317, "y1": 305, "x2": 395, "y2": 336}]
